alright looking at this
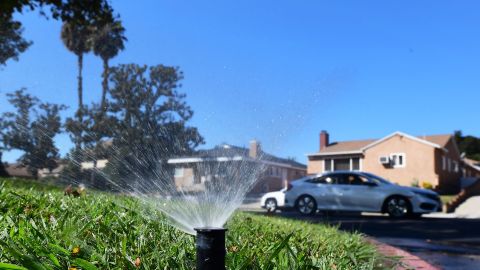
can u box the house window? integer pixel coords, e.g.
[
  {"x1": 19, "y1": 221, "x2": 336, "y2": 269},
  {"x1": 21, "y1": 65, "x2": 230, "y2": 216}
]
[
  {"x1": 352, "y1": 158, "x2": 360, "y2": 170},
  {"x1": 447, "y1": 158, "x2": 451, "y2": 172},
  {"x1": 334, "y1": 159, "x2": 350, "y2": 170},
  {"x1": 174, "y1": 168, "x2": 184, "y2": 177},
  {"x1": 453, "y1": 161, "x2": 459, "y2": 173},
  {"x1": 324, "y1": 158, "x2": 361, "y2": 172},
  {"x1": 390, "y1": 153, "x2": 405, "y2": 168},
  {"x1": 442, "y1": 156, "x2": 446, "y2": 170},
  {"x1": 325, "y1": 159, "x2": 332, "y2": 171}
]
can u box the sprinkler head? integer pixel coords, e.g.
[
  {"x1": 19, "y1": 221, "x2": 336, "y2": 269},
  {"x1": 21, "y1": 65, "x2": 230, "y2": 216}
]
[{"x1": 195, "y1": 227, "x2": 227, "y2": 270}]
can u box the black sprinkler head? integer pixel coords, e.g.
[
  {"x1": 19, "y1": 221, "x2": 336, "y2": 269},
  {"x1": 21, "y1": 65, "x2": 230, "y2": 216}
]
[{"x1": 195, "y1": 227, "x2": 227, "y2": 270}]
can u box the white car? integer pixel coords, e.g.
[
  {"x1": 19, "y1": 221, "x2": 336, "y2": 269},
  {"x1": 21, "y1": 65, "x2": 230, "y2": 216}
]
[
  {"x1": 260, "y1": 188, "x2": 287, "y2": 212},
  {"x1": 284, "y1": 171, "x2": 442, "y2": 218}
]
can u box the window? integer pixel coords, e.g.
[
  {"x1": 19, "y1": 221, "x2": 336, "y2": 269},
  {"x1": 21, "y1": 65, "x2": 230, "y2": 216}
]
[
  {"x1": 442, "y1": 156, "x2": 446, "y2": 170},
  {"x1": 352, "y1": 158, "x2": 360, "y2": 170},
  {"x1": 344, "y1": 174, "x2": 371, "y2": 185},
  {"x1": 324, "y1": 158, "x2": 361, "y2": 171},
  {"x1": 390, "y1": 153, "x2": 405, "y2": 168},
  {"x1": 325, "y1": 159, "x2": 332, "y2": 171},
  {"x1": 306, "y1": 176, "x2": 329, "y2": 184},
  {"x1": 174, "y1": 168, "x2": 184, "y2": 177},
  {"x1": 453, "y1": 161, "x2": 459, "y2": 173},
  {"x1": 334, "y1": 159, "x2": 350, "y2": 170},
  {"x1": 447, "y1": 158, "x2": 451, "y2": 172}
]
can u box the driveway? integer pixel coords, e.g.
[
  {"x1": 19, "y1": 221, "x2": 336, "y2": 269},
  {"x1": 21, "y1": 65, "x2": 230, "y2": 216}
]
[{"x1": 270, "y1": 211, "x2": 480, "y2": 269}]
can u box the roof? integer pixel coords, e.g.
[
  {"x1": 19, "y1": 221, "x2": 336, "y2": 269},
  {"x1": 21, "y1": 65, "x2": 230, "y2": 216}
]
[
  {"x1": 4, "y1": 163, "x2": 34, "y2": 178},
  {"x1": 463, "y1": 158, "x2": 480, "y2": 170},
  {"x1": 169, "y1": 144, "x2": 307, "y2": 169},
  {"x1": 309, "y1": 131, "x2": 453, "y2": 157}
]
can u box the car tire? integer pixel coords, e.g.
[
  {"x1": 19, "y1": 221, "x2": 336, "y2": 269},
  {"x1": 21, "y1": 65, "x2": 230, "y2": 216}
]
[
  {"x1": 265, "y1": 198, "x2": 278, "y2": 213},
  {"x1": 296, "y1": 195, "x2": 317, "y2": 216},
  {"x1": 384, "y1": 196, "x2": 411, "y2": 218}
]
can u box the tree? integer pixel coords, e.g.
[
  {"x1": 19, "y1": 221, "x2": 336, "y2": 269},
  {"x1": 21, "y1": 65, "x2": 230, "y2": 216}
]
[
  {"x1": 61, "y1": 21, "x2": 90, "y2": 149},
  {"x1": 0, "y1": 114, "x2": 9, "y2": 177},
  {"x1": 103, "y1": 64, "x2": 204, "y2": 184},
  {"x1": 1, "y1": 89, "x2": 66, "y2": 178},
  {"x1": 455, "y1": 130, "x2": 480, "y2": 161},
  {"x1": 0, "y1": 17, "x2": 32, "y2": 67},
  {"x1": 90, "y1": 20, "x2": 126, "y2": 112},
  {"x1": 1, "y1": 0, "x2": 114, "y2": 68}
]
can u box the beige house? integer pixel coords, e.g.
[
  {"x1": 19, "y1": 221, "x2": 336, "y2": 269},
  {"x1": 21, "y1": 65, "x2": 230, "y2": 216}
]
[
  {"x1": 168, "y1": 140, "x2": 307, "y2": 193},
  {"x1": 307, "y1": 131, "x2": 473, "y2": 194}
]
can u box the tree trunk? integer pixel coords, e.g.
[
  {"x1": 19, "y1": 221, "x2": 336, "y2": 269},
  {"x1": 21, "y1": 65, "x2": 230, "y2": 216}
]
[
  {"x1": 76, "y1": 53, "x2": 84, "y2": 150},
  {"x1": 101, "y1": 58, "x2": 109, "y2": 114},
  {"x1": 0, "y1": 152, "x2": 8, "y2": 177}
]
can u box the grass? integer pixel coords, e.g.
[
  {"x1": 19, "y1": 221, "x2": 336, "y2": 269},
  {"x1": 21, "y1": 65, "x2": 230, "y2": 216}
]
[
  {"x1": 440, "y1": 195, "x2": 457, "y2": 205},
  {"x1": 0, "y1": 178, "x2": 398, "y2": 269}
]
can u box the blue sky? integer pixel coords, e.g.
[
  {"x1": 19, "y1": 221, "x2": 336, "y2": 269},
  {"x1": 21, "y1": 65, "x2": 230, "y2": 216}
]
[{"x1": 1, "y1": 1, "x2": 479, "y2": 164}]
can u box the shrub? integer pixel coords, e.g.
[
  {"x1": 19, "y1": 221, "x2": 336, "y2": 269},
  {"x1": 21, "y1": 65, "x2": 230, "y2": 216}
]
[{"x1": 422, "y1": 181, "x2": 434, "y2": 190}]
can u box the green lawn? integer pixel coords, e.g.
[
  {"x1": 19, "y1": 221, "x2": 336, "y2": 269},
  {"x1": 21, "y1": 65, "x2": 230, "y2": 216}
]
[
  {"x1": 0, "y1": 178, "x2": 398, "y2": 269},
  {"x1": 440, "y1": 195, "x2": 457, "y2": 205}
]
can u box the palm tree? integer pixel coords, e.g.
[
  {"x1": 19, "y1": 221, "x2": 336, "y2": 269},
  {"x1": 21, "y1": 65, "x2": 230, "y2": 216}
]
[
  {"x1": 90, "y1": 20, "x2": 126, "y2": 113},
  {"x1": 61, "y1": 21, "x2": 91, "y2": 149}
]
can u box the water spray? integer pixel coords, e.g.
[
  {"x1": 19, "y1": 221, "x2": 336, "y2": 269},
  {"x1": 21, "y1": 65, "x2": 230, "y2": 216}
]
[{"x1": 195, "y1": 227, "x2": 227, "y2": 270}]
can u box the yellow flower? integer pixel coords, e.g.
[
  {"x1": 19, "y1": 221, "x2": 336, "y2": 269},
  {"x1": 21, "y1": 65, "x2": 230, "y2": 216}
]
[
  {"x1": 72, "y1": 246, "x2": 80, "y2": 256},
  {"x1": 69, "y1": 268, "x2": 77, "y2": 270}
]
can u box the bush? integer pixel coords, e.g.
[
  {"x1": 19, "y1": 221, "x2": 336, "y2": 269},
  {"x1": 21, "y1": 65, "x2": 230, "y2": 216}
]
[
  {"x1": 410, "y1": 178, "x2": 419, "y2": 187},
  {"x1": 422, "y1": 181, "x2": 434, "y2": 190}
]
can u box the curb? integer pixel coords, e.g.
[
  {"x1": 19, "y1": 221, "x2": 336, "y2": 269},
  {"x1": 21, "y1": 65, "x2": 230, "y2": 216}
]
[{"x1": 367, "y1": 238, "x2": 440, "y2": 270}]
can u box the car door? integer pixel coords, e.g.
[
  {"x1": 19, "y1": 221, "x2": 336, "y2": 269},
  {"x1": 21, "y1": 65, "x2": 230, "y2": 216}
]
[
  {"x1": 326, "y1": 173, "x2": 352, "y2": 210},
  {"x1": 304, "y1": 176, "x2": 338, "y2": 210},
  {"x1": 341, "y1": 173, "x2": 386, "y2": 211}
]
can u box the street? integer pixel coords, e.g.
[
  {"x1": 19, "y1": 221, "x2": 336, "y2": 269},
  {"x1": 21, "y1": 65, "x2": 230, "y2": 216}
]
[{"x1": 263, "y1": 211, "x2": 480, "y2": 269}]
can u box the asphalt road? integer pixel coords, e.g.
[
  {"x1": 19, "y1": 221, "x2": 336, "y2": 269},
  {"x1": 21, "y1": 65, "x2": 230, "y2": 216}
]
[{"x1": 267, "y1": 211, "x2": 480, "y2": 269}]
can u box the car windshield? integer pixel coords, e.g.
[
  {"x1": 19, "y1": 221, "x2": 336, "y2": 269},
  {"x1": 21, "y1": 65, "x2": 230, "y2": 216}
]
[{"x1": 362, "y1": 173, "x2": 393, "y2": 185}]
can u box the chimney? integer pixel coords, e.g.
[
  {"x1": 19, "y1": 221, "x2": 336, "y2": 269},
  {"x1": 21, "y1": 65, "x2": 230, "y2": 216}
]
[
  {"x1": 249, "y1": 140, "x2": 261, "y2": 158},
  {"x1": 320, "y1": 130, "x2": 329, "y2": 151}
]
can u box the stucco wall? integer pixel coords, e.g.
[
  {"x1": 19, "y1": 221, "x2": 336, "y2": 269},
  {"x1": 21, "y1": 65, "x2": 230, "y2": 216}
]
[
  {"x1": 363, "y1": 134, "x2": 439, "y2": 187},
  {"x1": 434, "y1": 139, "x2": 462, "y2": 194},
  {"x1": 307, "y1": 159, "x2": 323, "y2": 174}
]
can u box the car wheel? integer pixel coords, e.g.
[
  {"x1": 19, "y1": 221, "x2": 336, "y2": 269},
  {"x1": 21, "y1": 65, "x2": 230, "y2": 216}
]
[
  {"x1": 296, "y1": 195, "x2": 317, "y2": 216},
  {"x1": 385, "y1": 196, "x2": 410, "y2": 218},
  {"x1": 265, "y1": 198, "x2": 278, "y2": 213}
]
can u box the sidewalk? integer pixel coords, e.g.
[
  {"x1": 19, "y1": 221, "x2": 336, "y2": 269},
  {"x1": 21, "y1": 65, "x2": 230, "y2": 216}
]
[{"x1": 367, "y1": 238, "x2": 440, "y2": 270}]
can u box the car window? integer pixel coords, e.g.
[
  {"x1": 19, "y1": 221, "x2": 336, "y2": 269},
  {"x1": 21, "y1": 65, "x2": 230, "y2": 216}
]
[
  {"x1": 342, "y1": 174, "x2": 373, "y2": 185},
  {"x1": 306, "y1": 176, "x2": 332, "y2": 184}
]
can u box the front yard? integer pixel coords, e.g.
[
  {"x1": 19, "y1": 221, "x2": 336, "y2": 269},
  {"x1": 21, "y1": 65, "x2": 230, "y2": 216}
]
[{"x1": 0, "y1": 178, "x2": 398, "y2": 269}]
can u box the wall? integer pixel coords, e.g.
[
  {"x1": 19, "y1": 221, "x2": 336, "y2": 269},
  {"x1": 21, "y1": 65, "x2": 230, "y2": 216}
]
[
  {"x1": 307, "y1": 158, "x2": 323, "y2": 174},
  {"x1": 434, "y1": 138, "x2": 462, "y2": 194},
  {"x1": 363, "y1": 134, "x2": 438, "y2": 187}
]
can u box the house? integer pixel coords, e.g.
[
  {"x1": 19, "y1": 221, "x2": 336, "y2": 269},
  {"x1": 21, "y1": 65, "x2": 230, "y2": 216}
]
[
  {"x1": 307, "y1": 131, "x2": 469, "y2": 194},
  {"x1": 4, "y1": 161, "x2": 66, "y2": 179},
  {"x1": 168, "y1": 140, "x2": 307, "y2": 193}
]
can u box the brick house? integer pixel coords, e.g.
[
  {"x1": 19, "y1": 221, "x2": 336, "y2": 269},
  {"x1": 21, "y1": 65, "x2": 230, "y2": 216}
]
[
  {"x1": 168, "y1": 140, "x2": 307, "y2": 193},
  {"x1": 308, "y1": 131, "x2": 469, "y2": 194}
]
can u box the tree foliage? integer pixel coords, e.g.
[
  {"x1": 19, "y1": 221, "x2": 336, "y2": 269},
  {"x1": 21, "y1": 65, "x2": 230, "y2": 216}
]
[
  {"x1": 0, "y1": 89, "x2": 66, "y2": 178},
  {"x1": 0, "y1": 17, "x2": 32, "y2": 67},
  {"x1": 455, "y1": 130, "x2": 480, "y2": 161},
  {"x1": 102, "y1": 64, "x2": 204, "y2": 182},
  {"x1": 90, "y1": 19, "x2": 126, "y2": 111},
  {"x1": 0, "y1": 0, "x2": 115, "y2": 67}
]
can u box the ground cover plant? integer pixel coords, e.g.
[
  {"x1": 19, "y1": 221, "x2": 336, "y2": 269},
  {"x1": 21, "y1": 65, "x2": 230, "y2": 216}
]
[{"x1": 0, "y1": 178, "x2": 398, "y2": 269}]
